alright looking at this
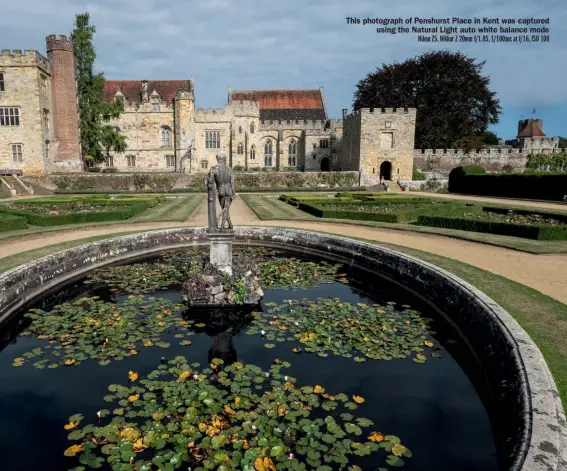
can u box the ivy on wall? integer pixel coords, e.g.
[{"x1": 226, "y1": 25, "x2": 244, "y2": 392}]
[{"x1": 526, "y1": 152, "x2": 567, "y2": 172}]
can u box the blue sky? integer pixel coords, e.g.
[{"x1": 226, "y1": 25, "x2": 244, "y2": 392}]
[{"x1": 2, "y1": 0, "x2": 566, "y2": 144}]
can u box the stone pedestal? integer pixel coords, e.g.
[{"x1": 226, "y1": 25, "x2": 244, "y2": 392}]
[{"x1": 208, "y1": 230, "x2": 234, "y2": 275}]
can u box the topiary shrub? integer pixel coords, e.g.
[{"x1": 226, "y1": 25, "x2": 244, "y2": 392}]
[{"x1": 448, "y1": 165, "x2": 486, "y2": 192}]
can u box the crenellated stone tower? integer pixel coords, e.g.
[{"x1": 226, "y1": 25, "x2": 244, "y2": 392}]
[{"x1": 45, "y1": 34, "x2": 82, "y2": 172}]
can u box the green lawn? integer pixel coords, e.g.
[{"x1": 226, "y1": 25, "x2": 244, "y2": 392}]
[
  {"x1": 130, "y1": 195, "x2": 203, "y2": 222},
  {"x1": 241, "y1": 194, "x2": 567, "y2": 254},
  {"x1": 0, "y1": 229, "x2": 565, "y2": 407}
]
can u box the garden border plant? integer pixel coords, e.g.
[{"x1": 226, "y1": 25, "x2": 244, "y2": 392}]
[
  {"x1": 417, "y1": 206, "x2": 567, "y2": 241},
  {"x1": 0, "y1": 197, "x2": 164, "y2": 227}
]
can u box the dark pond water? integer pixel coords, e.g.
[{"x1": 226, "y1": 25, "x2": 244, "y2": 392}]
[{"x1": 0, "y1": 248, "x2": 498, "y2": 471}]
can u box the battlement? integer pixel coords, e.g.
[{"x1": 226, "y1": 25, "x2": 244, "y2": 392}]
[
  {"x1": 518, "y1": 136, "x2": 559, "y2": 142},
  {"x1": 46, "y1": 34, "x2": 74, "y2": 53},
  {"x1": 194, "y1": 107, "x2": 231, "y2": 122},
  {"x1": 0, "y1": 49, "x2": 51, "y2": 73},
  {"x1": 260, "y1": 119, "x2": 326, "y2": 131},
  {"x1": 231, "y1": 100, "x2": 260, "y2": 116},
  {"x1": 343, "y1": 107, "x2": 417, "y2": 121},
  {"x1": 327, "y1": 118, "x2": 343, "y2": 129},
  {"x1": 415, "y1": 147, "x2": 567, "y2": 156},
  {"x1": 174, "y1": 89, "x2": 193, "y2": 100}
]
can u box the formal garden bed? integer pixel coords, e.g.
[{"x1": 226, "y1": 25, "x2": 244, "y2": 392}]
[
  {"x1": 417, "y1": 206, "x2": 567, "y2": 240},
  {"x1": 283, "y1": 193, "x2": 567, "y2": 240},
  {"x1": 0, "y1": 195, "x2": 164, "y2": 227}
]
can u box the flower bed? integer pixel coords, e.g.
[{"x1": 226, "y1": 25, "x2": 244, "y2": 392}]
[
  {"x1": 0, "y1": 212, "x2": 27, "y2": 232},
  {"x1": 296, "y1": 200, "x2": 455, "y2": 223},
  {"x1": 0, "y1": 197, "x2": 162, "y2": 226},
  {"x1": 417, "y1": 207, "x2": 567, "y2": 240}
]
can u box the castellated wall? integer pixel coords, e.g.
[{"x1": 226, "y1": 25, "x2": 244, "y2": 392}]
[
  {"x1": 0, "y1": 50, "x2": 54, "y2": 176},
  {"x1": 412, "y1": 147, "x2": 567, "y2": 174},
  {"x1": 259, "y1": 119, "x2": 326, "y2": 132}
]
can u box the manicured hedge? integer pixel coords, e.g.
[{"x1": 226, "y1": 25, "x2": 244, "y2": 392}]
[
  {"x1": 448, "y1": 170, "x2": 567, "y2": 201},
  {"x1": 0, "y1": 200, "x2": 159, "y2": 226},
  {"x1": 0, "y1": 213, "x2": 27, "y2": 232},
  {"x1": 297, "y1": 201, "x2": 455, "y2": 224},
  {"x1": 54, "y1": 187, "x2": 367, "y2": 195},
  {"x1": 417, "y1": 214, "x2": 567, "y2": 240}
]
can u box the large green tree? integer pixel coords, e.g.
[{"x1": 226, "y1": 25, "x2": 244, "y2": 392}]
[
  {"x1": 71, "y1": 13, "x2": 126, "y2": 164},
  {"x1": 353, "y1": 50, "x2": 501, "y2": 149}
]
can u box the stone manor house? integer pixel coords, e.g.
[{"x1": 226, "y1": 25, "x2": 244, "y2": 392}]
[
  {"x1": 0, "y1": 33, "x2": 415, "y2": 184},
  {"x1": 0, "y1": 32, "x2": 563, "y2": 185}
]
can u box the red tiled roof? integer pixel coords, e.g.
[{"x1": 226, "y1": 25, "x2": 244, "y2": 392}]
[
  {"x1": 230, "y1": 89, "x2": 324, "y2": 110},
  {"x1": 517, "y1": 120, "x2": 546, "y2": 138},
  {"x1": 103, "y1": 80, "x2": 191, "y2": 102}
]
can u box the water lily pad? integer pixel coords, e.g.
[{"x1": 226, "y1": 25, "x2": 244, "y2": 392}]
[{"x1": 63, "y1": 358, "x2": 411, "y2": 470}]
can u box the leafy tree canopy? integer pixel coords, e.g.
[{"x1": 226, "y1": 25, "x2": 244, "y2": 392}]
[
  {"x1": 558, "y1": 136, "x2": 567, "y2": 148},
  {"x1": 353, "y1": 50, "x2": 501, "y2": 149},
  {"x1": 71, "y1": 13, "x2": 126, "y2": 163}
]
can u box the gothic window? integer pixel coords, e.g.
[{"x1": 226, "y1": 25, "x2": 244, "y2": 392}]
[
  {"x1": 288, "y1": 139, "x2": 297, "y2": 167},
  {"x1": 319, "y1": 139, "x2": 329, "y2": 148},
  {"x1": 127, "y1": 155, "x2": 136, "y2": 167},
  {"x1": 43, "y1": 109, "x2": 49, "y2": 130},
  {"x1": 201, "y1": 160, "x2": 208, "y2": 169},
  {"x1": 237, "y1": 142, "x2": 244, "y2": 155},
  {"x1": 0, "y1": 107, "x2": 20, "y2": 126},
  {"x1": 239, "y1": 125, "x2": 242, "y2": 134},
  {"x1": 264, "y1": 139, "x2": 273, "y2": 166},
  {"x1": 250, "y1": 145, "x2": 256, "y2": 160},
  {"x1": 0, "y1": 72, "x2": 5, "y2": 92},
  {"x1": 151, "y1": 95, "x2": 160, "y2": 112},
  {"x1": 12, "y1": 143, "x2": 23, "y2": 162},
  {"x1": 205, "y1": 131, "x2": 220, "y2": 149},
  {"x1": 250, "y1": 122, "x2": 255, "y2": 134},
  {"x1": 45, "y1": 140, "x2": 49, "y2": 160},
  {"x1": 161, "y1": 127, "x2": 171, "y2": 147},
  {"x1": 165, "y1": 155, "x2": 176, "y2": 167},
  {"x1": 105, "y1": 155, "x2": 114, "y2": 167}
]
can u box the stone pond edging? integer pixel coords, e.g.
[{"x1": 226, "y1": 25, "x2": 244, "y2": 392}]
[{"x1": 0, "y1": 226, "x2": 565, "y2": 471}]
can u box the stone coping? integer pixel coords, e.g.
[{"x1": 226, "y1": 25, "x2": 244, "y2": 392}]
[{"x1": 0, "y1": 226, "x2": 565, "y2": 471}]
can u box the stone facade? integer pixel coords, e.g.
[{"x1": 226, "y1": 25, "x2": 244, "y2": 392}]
[
  {"x1": 0, "y1": 50, "x2": 52, "y2": 176},
  {"x1": 0, "y1": 36, "x2": 81, "y2": 176}
]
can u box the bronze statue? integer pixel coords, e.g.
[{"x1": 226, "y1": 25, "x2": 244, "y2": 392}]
[
  {"x1": 212, "y1": 152, "x2": 235, "y2": 230},
  {"x1": 205, "y1": 169, "x2": 217, "y2": 231}
]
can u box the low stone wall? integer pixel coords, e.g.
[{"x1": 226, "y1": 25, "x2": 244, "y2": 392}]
[
  {"x1": 26, "y1": 171, "x2": 361, "y2": 192},
  {"x1": 0, "y1": 227, "x2": 564, "y2": 471}
]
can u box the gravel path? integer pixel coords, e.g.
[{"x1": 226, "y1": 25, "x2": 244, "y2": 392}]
[{"x1": 1, "y1": 196, "x2": 566, "y2": 304}]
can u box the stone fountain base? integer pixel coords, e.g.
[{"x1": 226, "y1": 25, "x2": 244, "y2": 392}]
[{"x1": 181, "y1": 260, "x2": 264, "y2": 307}]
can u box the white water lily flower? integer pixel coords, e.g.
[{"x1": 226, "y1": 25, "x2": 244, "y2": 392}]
[
  {"x1": 288, "y1": 453, "x2": 295, "y2": 460},
  {"x1": 260, "y1": 330, "x2": 266, "y2": 336},
  {"x1": 193, "y1": 374, "x2": 199, "y2": 380},
  {"x1": 265, "y1": 373, "x2": 269, "y2": 377},
  {"x1": 96, "y1": 411, "x2": 101, "y2": 419}
]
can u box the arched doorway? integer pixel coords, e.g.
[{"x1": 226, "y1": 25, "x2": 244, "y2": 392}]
[
  {"x1": 320, "y1": 157, "x2": 330, "y2": 171},
  {"x1": 379, "y1": 161, "x2": 392, "y2": 180}
]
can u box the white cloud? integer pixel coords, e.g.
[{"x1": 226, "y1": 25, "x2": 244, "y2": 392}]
[{"x1": 1, "y1": 0, "x2": 565, "y2": 136}]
